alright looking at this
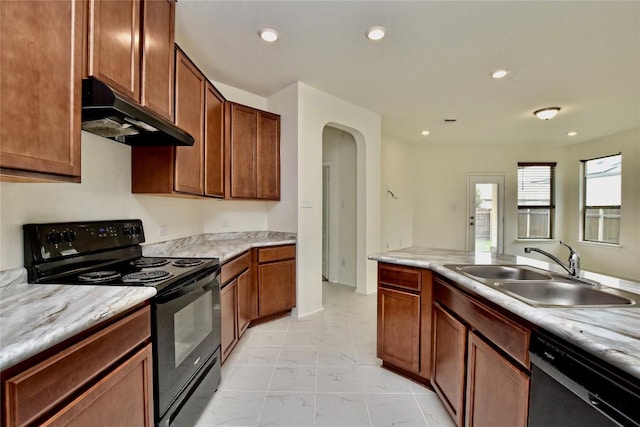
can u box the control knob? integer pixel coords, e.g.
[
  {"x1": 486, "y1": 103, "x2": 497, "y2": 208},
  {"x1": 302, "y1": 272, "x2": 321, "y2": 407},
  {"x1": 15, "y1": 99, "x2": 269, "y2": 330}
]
[
  {"x1": 46, "y1": 231, "x2": 63, "y2": 245},
  {"x1": 62, "y1": 230, "x2": 77, "y2": 243}
]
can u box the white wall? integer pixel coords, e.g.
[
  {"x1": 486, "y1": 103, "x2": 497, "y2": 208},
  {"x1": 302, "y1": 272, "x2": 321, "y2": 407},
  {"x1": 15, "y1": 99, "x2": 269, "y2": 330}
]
[
  {"x1": 561, "y1": 128, "x2": 639, "y2": 280},
  {"x1": 323, "y1": 126, "x2": 357, "y2": 286},
  {"x1": 381, "y1": 136, "x2": 414, "y2": 250}
]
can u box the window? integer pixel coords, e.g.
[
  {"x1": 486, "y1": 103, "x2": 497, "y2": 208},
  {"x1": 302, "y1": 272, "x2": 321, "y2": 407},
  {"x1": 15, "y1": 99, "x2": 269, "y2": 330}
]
[
  {"x1": 582, "y1": 154, "x2": 621, "y2": 244},
  {"x1": 517, "y1": 163, "x2": 556, "y2": 239}
]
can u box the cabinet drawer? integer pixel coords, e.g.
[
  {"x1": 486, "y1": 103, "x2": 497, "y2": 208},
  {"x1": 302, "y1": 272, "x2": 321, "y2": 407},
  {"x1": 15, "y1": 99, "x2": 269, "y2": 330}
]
[
  {"x1": 221, "y1": 252, "x2": 250, "y2": 285},
  {"x1": 378, "y1": 263, "x2": 422, "y2": 292},
  {"x1": 433, "y1": 277, "x2": 530, "y2": 368},
  {"x1": 3, "y1": 307, "x2": 151, "y2": 427},
  {"x1": 258, "y1": 245, "x2": 295, "y2": 263}
]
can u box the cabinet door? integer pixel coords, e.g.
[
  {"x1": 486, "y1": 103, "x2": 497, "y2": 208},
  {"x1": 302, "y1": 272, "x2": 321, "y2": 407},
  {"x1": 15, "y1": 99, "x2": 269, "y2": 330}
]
[
  {"x1": 174, "y1": 49, "x2": 204, "y2": 195},
  {"x1": 465, "y1": 332, "x2": 529, "y2": 427},
  {"x1": 377, "y1": 287, "x2": 421, "y2": 373},
  {"x1": 256, "y1": 111, "x2": 280, "y2": 200},
  {"x1": 88, "y1": 0, "x2": 140, "y2": 101},
  {"x1": 0, "y1": 0, "x2": 82, "y2": 180},
  {"x1": 42, "y1": 345, "x2": 153, "y2": 427},
  {"x1": 432, "y1": 303, "x2": 467, "y2": 427},
  {"x1": 221, "y1": 280, "x2": 238, "y2": 363},
  {"x1": 229, "y1": 103, "x2": 257, "y2": 198},
  {"x1": 204, "y1": 82, "x2": 225, "y2": 197},
  {"x1": 141, "y1": 0, "x2": 175, "y2": 121},
  {"x1": 258, "y1": 260, "x2": 296, "y2": 317},
  {"x1": 237, "y1": 270, "x2": 251, "y2": 336}
]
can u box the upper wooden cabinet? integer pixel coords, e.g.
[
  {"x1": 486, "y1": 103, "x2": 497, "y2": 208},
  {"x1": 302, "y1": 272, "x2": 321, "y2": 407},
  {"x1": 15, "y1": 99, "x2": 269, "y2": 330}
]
[
  {"x1": 87, "y1": 0, "x2": 141, "y2": 101},
  {"x1": 132, "y1": 47, "x2": 214, "y2": 197},
  {"x1": 226, "y1": 102, "x2": 281, "y2": 200},
  {"x1": 204, "y1": 83, "x2": 226, "y2": 198},
  {"x1": 0, "y1": 0, "x2": 82, "y2": 182},
  {"x1": 87, "y1": 0, "x2": 175, "y2": 120},
  {"x1": 141, "y1": 0, "x2": 175, "y2": 121}
]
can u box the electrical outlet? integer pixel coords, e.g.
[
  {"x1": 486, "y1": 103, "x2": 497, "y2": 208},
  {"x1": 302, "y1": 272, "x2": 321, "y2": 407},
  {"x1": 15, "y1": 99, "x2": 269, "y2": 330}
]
[
  {"x1": 222, "y1": 220, "x2": 231, "y2": 228},
  {"x1": 301, "y1": 199, "x2": 312, "y2": 208},
  {"x1": 158, "y1": 226, "x2": 168, "y2": 236}
]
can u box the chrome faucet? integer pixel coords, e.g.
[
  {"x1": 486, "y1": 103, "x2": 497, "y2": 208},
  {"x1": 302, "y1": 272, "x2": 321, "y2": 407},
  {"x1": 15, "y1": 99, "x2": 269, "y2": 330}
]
[{"x1": 524, "y1": 241, "x2": 580, "y2": 278}]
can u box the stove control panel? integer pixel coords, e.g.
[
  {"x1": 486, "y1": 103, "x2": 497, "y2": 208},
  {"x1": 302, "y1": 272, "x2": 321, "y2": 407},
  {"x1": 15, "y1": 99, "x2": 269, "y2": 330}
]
[{"x1": 24, "y1": 219, "x2": 146, "y2": 261}]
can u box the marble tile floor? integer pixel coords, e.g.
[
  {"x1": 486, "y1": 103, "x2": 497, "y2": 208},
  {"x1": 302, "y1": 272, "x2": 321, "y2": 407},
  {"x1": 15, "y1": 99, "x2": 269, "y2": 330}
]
[{"x1": 193, "y1": 281, "x2": 456, "y2": 427}]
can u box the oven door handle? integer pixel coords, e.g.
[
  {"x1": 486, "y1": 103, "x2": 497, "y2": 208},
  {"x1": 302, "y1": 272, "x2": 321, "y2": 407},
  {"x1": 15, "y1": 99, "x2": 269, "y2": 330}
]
[{"x1": 156, "y1": 271, "x2": 217, "y2": 303}]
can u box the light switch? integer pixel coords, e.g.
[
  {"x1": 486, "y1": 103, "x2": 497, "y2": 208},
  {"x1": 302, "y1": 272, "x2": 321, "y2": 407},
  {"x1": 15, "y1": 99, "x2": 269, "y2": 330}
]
[{"x1": 301, "y1": 199, "x2": 313, "y2": 208}]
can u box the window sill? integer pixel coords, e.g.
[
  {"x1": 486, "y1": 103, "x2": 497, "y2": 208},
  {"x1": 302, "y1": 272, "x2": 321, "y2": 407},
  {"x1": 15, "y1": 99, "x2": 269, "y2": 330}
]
[
  {"x1": 578, "y1": 240, "x2": 622, "y2": 249},
  {"x1": 514, "y1": 239, "x2": 557, "y2": 243}
]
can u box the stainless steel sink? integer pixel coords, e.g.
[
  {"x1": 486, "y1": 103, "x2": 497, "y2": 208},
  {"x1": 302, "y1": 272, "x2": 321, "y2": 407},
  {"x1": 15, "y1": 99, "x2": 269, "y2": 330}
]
[
  {"x1": 455, "y1": 265, "x2": 552, "y2": 281},
  {"x1": 444, "y1": 264, "x2": 639, "y2": 307},
  {"x1": 495, "y1": 280, "x2": 635, "y2": 307}
]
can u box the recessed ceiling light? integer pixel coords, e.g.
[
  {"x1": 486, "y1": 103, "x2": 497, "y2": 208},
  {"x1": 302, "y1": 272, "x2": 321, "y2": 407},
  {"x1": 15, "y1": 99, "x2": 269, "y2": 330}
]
[
  {"x1": 259, "y1": 28, "x2": 279, "y2": 42},
  {"x1": 491, "y1": 69, "x2": 511, "y2": 79},
  {"x1": 567, "y1": 131, "x2": 578, "y2": 137},
  {"x1": 421, "y1": 130, "x2": 430, "y2": 136},
  {"x1": 533, "y1": 107, "x2": 561, "y2": 120},
  {"x1": 366, "y1": 26, "x2": 386, "y2": 41}
]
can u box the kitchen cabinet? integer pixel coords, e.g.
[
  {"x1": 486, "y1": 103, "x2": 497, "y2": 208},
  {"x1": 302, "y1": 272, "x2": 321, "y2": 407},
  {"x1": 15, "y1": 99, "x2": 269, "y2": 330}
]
[
  {"x1": 0, "y1": 0, "x2": 82, "y2": 182},
  {"x1": 87, "y1": 0, "x2": 175, "y2": 121},
  {"x1": 220, "y1": 252, "x2": 251, "y2": 362},
  {"x1": 226, "y1": 102, "x2": 281, "y2": 200},
  {"x1": 204, "y1": 82, "x2": 226, "y2": 197},
  {"x1": 1, "y1": 306, "x2": 153, "y2": 427},
  {"x1": 376, "y1": 263, "x2": 433, "y2": 383},
  {"x1": 432, "y1": 275, "x2": 531, "y2": 427},
  {"x1": 252, "y1": 245, "x2": 296, "y2": 319}
]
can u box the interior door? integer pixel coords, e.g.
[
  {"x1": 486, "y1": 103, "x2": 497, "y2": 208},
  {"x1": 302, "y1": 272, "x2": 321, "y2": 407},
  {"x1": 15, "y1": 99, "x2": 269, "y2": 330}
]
[
  {"x1": 322, "y1": 164, "x2": 330, "y2": 280},
  {"x1": 467, "y1": 175, "x2": 505, "y2": 253}
]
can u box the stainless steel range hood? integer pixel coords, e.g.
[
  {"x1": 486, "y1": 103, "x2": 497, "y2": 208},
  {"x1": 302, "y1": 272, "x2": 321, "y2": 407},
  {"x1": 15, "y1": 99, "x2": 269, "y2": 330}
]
[{"x1": 81, "y1": 77, "x2": 194, "y2": 146}]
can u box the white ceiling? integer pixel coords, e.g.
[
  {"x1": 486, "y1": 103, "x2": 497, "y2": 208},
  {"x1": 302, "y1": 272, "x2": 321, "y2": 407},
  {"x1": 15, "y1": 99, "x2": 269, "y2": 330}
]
[{"x1": 175, "y1": 1, "x2": 640, "y2": 146}]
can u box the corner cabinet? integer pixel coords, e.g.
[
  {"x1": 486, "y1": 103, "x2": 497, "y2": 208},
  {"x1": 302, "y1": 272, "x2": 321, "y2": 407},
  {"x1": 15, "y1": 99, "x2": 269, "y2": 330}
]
[
  {"x1": 252, "y1": 245, "x2": 296, "y2": 319},
  {"x1": 376, "y1": 263, "x2": 433, "y2": 384},
  {"x1": 0, "y1": 0, "x2": 82, "y2": 182},
  {"x1": 226, "y1": 102, "x2": 281, "y2": 200},
  {"x1": 432, "y1": 275, "x2": 531, "y2": 427},
  {"x1": 1, "y1": 306, "x2": 153, "y2": 427}
]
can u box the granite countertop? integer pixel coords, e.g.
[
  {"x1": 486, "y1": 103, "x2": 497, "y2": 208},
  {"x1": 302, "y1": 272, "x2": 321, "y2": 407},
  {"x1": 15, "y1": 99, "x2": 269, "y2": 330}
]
[
  {"x1": 369, "y1": 247, "x2": 640, "y2": 379},
  {"x1": 0, "y1": 231, "x2": 296, "y2": 372},
  {"x1": 141, "y1": 231, "x2": 297, "y2": 262}
]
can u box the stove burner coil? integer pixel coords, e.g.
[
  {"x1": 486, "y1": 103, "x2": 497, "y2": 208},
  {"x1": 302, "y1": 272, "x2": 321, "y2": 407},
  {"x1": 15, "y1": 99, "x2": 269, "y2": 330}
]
[
  {"x1": 172, "y1": 259, "x2": 204, "y2": 268},
  {"x1": 78, "y1": 271, "x2": 122, "y2": 283},
  {"x1": 122, "y1": 270, "x2": 172, "y2": 283},
  {"x1": 130, "y1": 258, "x2": 169, "y2": 268}
]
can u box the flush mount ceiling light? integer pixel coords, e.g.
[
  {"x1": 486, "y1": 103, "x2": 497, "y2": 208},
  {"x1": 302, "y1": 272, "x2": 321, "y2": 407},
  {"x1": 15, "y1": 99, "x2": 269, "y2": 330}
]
[
  {"x1": 366, "y1": 26, "x2": 386, "y2": 41},
  {"x1": 533, "y1": 107, "x2": 561, "y2": 120},
  {"x1": 259, "y1": 28, "x2": 279, "y2": 42},
  {"x1": 567, "y1": 131, "x2": 578, "y2": 137},
  {"x1": 421, "y1": 130, "x2": 430, "y2": 136},
  {"x1": 491, "y1": 69, "x2": 510, "y2": 79}
]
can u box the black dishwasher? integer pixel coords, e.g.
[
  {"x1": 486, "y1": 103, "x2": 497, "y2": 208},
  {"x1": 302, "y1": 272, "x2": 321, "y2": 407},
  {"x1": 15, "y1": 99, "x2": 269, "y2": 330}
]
[{"x1": 528, "y1": 330, "x2": 640, "y2": 427}]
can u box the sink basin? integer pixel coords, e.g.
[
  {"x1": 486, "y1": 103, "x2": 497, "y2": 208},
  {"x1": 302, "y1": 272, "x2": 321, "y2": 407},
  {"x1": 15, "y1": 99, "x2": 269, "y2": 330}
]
[
  {"x1": 496, "y1": 281, "x2": 635, "y2": 307},
  {"x1": 454, "y1": 265, "x2": 553, "y2": 281}
]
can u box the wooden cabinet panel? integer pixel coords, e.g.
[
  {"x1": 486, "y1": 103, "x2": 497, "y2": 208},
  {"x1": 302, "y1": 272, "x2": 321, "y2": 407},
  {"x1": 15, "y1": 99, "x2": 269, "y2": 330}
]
[
  {"x1": 237, "y1": 270, "x2": 251, "y2": 336},
  {"x1": 432, "y1": 303, "x2": 467, "y2": 427},
  {"x1": 433, "y1": 276, "x2": 530, "y2": 368},
  {"x1": 221, "y1": 280, "x2": 238, "y2": 363},
  {"x1": 42, "y1": 345, "x2": 153, "y2": 427},
  {"x1": 258, "y1": 260, "x2": 296, "y2": 317},
  {"x1": 0, "y1": 0, "x2": 82, "y2": 181},
  {"x1": 221, "y1": 252, "x2": 251, "y2": 284},
  {"x1": 465, "y1": 332, "x2": 529, "y2": 427},
  {"x1": 256, "y1": 111, "x2": 280, "y2": 200},
  {"x1": 258, "y1": 245, "x2": 295, "y2": 263},
  {"x1": 88, "y1": 0, "x2": 140, "y2": 101},
  {"x1": 204, "y1": 82, "x2": 226, "y2": 197},
  {"x1": 174, "y1": 49, "x2": 205, "y2": 195},
  {"x1": 377, "y1": 288, "x2": 420, "y2": 373},
  {"x1": 378, "y1": 263, "x2": 422, "y2": 292},
  {"x1": 229, "y1": 103, "x2": 257, "y2": 198},
  {"x1": 141, "y1": 0, "x2": 175, "y2": 121}
]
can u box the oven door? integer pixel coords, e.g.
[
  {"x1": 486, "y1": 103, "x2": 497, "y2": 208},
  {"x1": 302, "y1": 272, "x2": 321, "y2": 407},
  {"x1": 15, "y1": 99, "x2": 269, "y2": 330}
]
[{"x1": 153, "y1": 266, "x2": 221, "y2": 419}]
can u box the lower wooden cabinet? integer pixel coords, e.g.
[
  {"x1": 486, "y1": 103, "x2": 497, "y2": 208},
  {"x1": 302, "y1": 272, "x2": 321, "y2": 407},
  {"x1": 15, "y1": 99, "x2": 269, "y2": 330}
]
[
  {"x1": 432, "y1": 302, "x2": 467, "y2": 427},
  {"x1": 254, "y1": 245, "x2": 296, "y2": 318},
  {"x1": 220, "y1": 277, "x2": 239, "y2": 362},
  {"x1": 237, "y1": 269, "x2": 251, "y2": 336},
  {"x1": 432, "y1": 275, "x2": 531, "y2": 427},
  {"x1": 376, "y1": 263, "x2": 433, "y2": 383},
  {"x1": 2, "y1": 306, "x2": 152, "y2": 427},
  {"x1": 465, "y1": 332, "x2": 530, "y2": 427},
  {"x1": 220, "y1": 252, "x2": 251, "y2": 362}
]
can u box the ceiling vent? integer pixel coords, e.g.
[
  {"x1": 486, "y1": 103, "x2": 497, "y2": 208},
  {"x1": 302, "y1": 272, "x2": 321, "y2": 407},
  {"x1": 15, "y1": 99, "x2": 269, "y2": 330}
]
[{"x1": 442, "y1": 118, "x2": 458, "y2": 124}]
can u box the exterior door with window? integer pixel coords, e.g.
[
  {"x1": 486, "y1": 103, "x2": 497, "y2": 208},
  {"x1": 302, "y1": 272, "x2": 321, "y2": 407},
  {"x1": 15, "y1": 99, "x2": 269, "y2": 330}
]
[{"x1": 467, "y1": 175, "x2": 505, "y2": 253}]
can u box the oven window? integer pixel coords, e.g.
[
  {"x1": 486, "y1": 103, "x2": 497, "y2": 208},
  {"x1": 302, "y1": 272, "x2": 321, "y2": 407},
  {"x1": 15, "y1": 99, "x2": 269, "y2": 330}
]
[{"x1": 174, "y1": 290, "x2": 213, "y2": 367}]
